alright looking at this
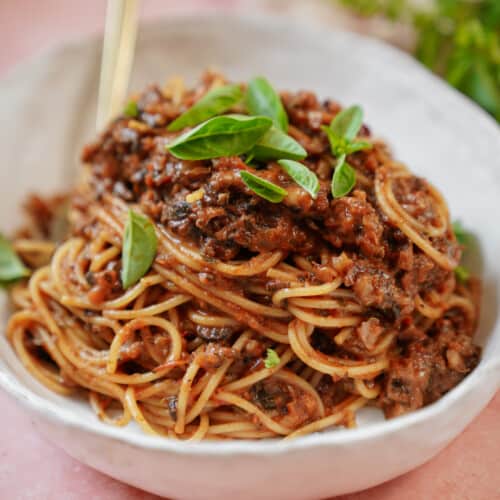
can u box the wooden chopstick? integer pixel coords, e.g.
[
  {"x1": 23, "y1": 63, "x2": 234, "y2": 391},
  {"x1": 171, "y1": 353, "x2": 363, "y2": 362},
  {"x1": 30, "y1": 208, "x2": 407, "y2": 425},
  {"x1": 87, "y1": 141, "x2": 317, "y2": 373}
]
[{"x1": 96, "y1": 0, "x2": 139, "y2": 131}]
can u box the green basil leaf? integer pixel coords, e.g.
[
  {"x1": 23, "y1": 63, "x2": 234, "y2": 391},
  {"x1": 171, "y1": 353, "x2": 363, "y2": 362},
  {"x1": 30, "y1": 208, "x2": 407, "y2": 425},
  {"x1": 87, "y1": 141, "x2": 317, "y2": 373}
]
[
  {"x1": 345, "y1": 140, "x2": 372, "y2": 154},
  {"x1": 250, "y1": 126, "x2": 307, "y2": 161},
  {"x1": 455, "y1": 265, "x2": 470, "y2": 283},
  {"x1": 246, "y1": 77, "x2": 288, "y2": 132},
  {"x1": 264, "y1": 348, "x2": 280, "y2": 368},
  {"x1": 167, "y1": 84, "x2": 243, "y2": 132},
  {"x1": 278, "y1": 159, "x2": 319, "y2": 199},
  {"x1": 240, "y1": 170, "x2": 287, "y2": 203},
  {"x1": 123, "y1": 100, "x2": 139, "y2": 118},
  {"x1": 121, "y1": 210, "x2": 158, "y2": 289},
  {"x1": 322, "y1": 126, "x2": 349, "y2": 157},
  {"x1": 167, "y1": 114, "x2": 273, "y2": 160},
  {"x1": 0, "y1": 234, "x2": 30, "y2": 286},
  {"x1": 331, "y1": 155, "x2": 356, "y2": 198},
  {"x1": 452, "y1": 220, "x2": 471, "y2": 247},
  {"x1": 330, "y1": 105, "x2": 364, "y2": 142}
]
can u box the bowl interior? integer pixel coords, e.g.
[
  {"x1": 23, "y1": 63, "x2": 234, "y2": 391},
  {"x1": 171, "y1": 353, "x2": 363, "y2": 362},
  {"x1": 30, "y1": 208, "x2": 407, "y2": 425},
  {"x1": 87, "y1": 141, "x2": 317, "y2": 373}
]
[{"x1": 0, "y1": 14, "x2": 499, "y2": 449}]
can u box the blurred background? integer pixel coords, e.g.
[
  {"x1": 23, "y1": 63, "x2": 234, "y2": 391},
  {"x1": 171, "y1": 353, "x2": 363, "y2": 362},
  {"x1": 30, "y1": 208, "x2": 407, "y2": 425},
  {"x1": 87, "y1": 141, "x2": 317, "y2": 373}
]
[{"x1": 1, "y1": 0, "x2": 498, "y2": 120}]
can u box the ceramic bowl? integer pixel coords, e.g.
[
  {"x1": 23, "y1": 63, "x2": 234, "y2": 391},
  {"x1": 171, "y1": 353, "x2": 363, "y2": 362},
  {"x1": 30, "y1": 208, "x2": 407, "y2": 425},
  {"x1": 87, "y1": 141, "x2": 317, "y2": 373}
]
[{"x1": 0, "y1": 14, "x2": 499, "y2": 500}]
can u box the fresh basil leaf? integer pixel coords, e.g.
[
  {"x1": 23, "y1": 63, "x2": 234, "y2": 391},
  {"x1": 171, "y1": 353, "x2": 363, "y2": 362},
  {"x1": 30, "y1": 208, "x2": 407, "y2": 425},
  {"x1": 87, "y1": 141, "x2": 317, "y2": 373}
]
[
  {"x1": 452, "y1": 220, "x2": 471, "y2": 247},
  {"x1": 123, "y1": 100, "x2": 139, "y2": 118},
  {"x1": 246, "y1": 77, "x2": 288, "y2": 132},
  {"x1": 240, "y1": 170, "x2": 287, "y2": 203},
  {"x1": 264, "y1": 348, "x2": 280, "y2": 368},
  {"x1": 322, "y1": 126, "x2": 349, "y2": 157},
  {"x1": 455, "y1": 265, "x2": 470, "y2": 283},
  {"x1": 121, "y1": 210, "x2": 158, "y2": 289},
  {"x1": 345, "y1": 140, "x2": 372, "y2": 154},
  {"x1": 167, "y1": 114, "x2": 273, "y2": 160},
  {"x1": 331, "y1": 155, "x2": 356, "y2": 198},
  {"x1": 278, "y1": 159, "x2": 319, "y2": 199},
  {"x1": 330, "y1": 105, "x2": 364, "y2": 142},
  {"x1": 167, "y1": 84, "x2": 243, "y2": 132},
  {"x1": 250, "y1": 126, "x2": 306, "y2": 161},
  {"x1": 0, "y1": 234, "x2": 30, "y2": 286}
]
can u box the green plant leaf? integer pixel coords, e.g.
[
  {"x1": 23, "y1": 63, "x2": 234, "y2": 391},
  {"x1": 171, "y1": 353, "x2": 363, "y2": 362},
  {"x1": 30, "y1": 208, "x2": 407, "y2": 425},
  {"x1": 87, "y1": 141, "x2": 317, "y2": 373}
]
[
  {"x1": 121, "y1": 210, "x2": 158, "y2": 289},
  {"x1": 345, "y1": 140, "x2": 372, "y2": 154},
  {"x1": 455, "y1": 265, "x2": 470, "y2": 283},
  {"x1": 331, "y1": 155, "x2": 356, "y2": 198},
  {"x1": 452, "y1": 220, "x2": 471, "y2": 247},
  {"x1": 167, "y1": 84, "x2": 243, "y2": 131},
  {"x1": 123, "y1": 100, "x2": 139, "y2": 118},
  {"x1": 264, "y1": 348, "x2": 280, "y2": 368},
  {"x1": 278, "y1": 159, "x2": 319, "y2": 199},
  {"x1": 250, "y1": 126, "x2": 307, "y2": 161},
  {"x1": 167, "y1": 114, "x2": 273, "y2": 160},
  {"x1": 330, "y1": 105, "x2": 364, "y2": 142},
  {"x1": 246, "y1": 77, "x2": 289, "y2": 132},
  {"x1": 240, "y1": 170, "x2": 287, "y2": 203},
  {"x1": 0, "y1": 234, "x2": 30, "y2": 286}
]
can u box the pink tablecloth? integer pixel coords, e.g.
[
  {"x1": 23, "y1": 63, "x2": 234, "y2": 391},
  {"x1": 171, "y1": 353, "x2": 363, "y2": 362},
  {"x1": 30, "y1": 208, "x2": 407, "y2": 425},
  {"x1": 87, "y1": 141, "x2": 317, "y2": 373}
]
[{"x1": 0, "y1": 1, "x2": 499, "y2": 498}]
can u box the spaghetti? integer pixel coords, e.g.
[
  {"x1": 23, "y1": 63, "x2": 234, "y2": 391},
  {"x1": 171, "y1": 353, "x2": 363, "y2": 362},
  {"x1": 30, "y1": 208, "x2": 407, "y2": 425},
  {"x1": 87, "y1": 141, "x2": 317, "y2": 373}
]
[{"x1": 5, "y1": 72, "x2": 480, "y2": 440}]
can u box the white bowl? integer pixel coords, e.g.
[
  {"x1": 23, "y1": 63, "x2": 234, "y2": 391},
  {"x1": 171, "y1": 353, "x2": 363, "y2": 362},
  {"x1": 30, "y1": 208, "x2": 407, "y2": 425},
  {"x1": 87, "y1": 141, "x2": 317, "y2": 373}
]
[{"x1": 1, "y1": 14, "x2": 499, "y2": 500}]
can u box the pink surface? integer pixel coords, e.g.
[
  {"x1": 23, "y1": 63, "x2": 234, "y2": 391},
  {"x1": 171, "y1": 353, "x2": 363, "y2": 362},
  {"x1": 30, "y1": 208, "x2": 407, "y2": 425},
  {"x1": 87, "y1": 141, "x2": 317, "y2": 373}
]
[{"x1": 0, "y1": 1, "x2": 499, "y2": 498}]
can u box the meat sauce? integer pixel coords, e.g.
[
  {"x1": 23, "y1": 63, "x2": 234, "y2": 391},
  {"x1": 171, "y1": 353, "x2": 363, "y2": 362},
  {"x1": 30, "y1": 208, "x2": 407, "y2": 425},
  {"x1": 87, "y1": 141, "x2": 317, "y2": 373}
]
[{"x1": 81, "y1": 72, "x2": 480, "y2": 418}]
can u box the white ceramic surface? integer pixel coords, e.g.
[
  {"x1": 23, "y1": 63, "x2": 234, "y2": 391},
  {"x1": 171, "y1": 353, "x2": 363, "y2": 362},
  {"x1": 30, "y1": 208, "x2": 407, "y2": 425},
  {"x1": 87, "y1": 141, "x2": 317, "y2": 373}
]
[{"x1": 1, "y1": 14, "x2": 499, "y2": 500}]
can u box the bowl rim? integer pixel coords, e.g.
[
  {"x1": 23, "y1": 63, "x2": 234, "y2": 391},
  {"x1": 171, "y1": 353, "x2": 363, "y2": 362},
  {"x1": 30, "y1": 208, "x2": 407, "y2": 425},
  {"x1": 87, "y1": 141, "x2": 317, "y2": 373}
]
[{"x1": 1, "y1": 11, "x2": 499, "y2": 457}]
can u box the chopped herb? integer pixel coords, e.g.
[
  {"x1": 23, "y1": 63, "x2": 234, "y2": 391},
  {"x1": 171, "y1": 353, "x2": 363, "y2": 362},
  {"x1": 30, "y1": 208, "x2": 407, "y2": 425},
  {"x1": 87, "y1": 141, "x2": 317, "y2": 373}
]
[
  {"x1": 0, "y1": 234, "x2": 30, "y2": 287},
  {"x1": 331, "y1": 155, "x2": 356, "y2": 198},
  {"x1": 278, "y1": 159, "x2": 319, "y2": 199},
  {"x1": 121, "y1": 210, "x2": 158, "y2": 289},
  {"x1": 246, "y1": 77, "x2": 289, "y2": 132},
  {"x1": 166, "y1": 114, "x2": 272, "y2": 160},
  {"x1": 240, "y1": 170, "x2": 287, "y2": 203},
  {"x1": 123, "y1": 100, "x2": 139, "y2": 118},
  {"x1": 264, "y1": 348, "x2": 281, "y2": 369},
  {"x1": 455, "y1": 265, "x2": 470, "y2": 283},
  {"x1": 167, "y1": 84, "x2": 243, "y2": 132}
]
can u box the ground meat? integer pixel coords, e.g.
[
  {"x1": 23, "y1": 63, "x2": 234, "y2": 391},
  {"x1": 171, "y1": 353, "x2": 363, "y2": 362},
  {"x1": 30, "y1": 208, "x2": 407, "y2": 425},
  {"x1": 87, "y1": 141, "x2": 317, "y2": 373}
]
[
  {"x1": 382, "y1": 319, "x2": 480, "y2": 417},
  {"x1": 196, "y1": 343, "x2": 236, "y2": 372},
  {"x1": 86, "y1": 264, "x2": 122, "y2": 305}
]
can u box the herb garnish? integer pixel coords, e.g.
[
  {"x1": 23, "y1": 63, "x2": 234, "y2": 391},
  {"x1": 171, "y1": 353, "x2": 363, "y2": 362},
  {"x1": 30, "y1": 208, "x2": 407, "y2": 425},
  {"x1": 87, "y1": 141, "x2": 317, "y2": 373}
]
[
  {"x1": 264, "y1": 348, "x2": 281, "y2": 369},
  {"x1": 331, "y1": 154, "x2": 356, "y2": 198},
  {"x1": 452, "y1": 220, "x2": 470, "y2": 247},
  {"x1": 123, "y1": 100, "x2": 139, "y2": 118},
  {"x1": 246, "y1": 77, "x2": 289, "y2": 132},
  {"x1": 167, "y1": 84, "x2": 243, "y2": 132},
  {"x1": 0, "y1": 235, "x2": 30, "y2": 287},
  {"x1": 278, "y1": 159, "x2": 319, "y2": 199},
  {"x1": 323, "y1": 105, "x2": 371, "y2": 198},
  {"x1": 240, "y1": 171, "x2": 287, "y2": 203},
  {"x1": 250, "y1": 126, "x2": 307, "y2": 161},
  {"x1": 455, "y1": 265, "x2": 470, "y2": 284},
  {"x1": 121, "y1": 210, "x2": 158, "y2": 289},
  {"x1": 452, "y1": 220, "x2": 473, "y2": 283},
  {"x1": 166, "y1": 114, "x2": 272, "y2": 160}
]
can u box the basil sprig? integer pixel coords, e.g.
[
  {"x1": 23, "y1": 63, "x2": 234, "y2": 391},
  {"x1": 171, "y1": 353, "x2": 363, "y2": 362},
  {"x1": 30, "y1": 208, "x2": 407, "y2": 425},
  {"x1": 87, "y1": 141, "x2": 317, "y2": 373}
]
[
  {"x1": 246, "y1": 77, "x2": 288, "y2": 132},
  {"x1": 0, "y1": 235, "x2": 30, "y2": 287},
  {"x1": 331, "y1": 154, "x2": 356, "y2": 198},
  {"x1": 240, "y1": 170, "x2": 287, "y2": 203},
  {"x1": 167, "y1": 114, "x2": 273, "y2": 160},
  {"x1": 278, "y1": 160, "x2": 319, "y2": 199},
  {"x1": 167, "y1": 84, "x2": 243, "y2": 132},
  {"x1": 121, "y1": 210, "x2": 158, "y2": 289},
  {"x1": 323, "y1": 105, "x2": 371, "y2": 198},
  {"x1": 250, "y1": 126, "x2": 306, "y2": 161}
]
